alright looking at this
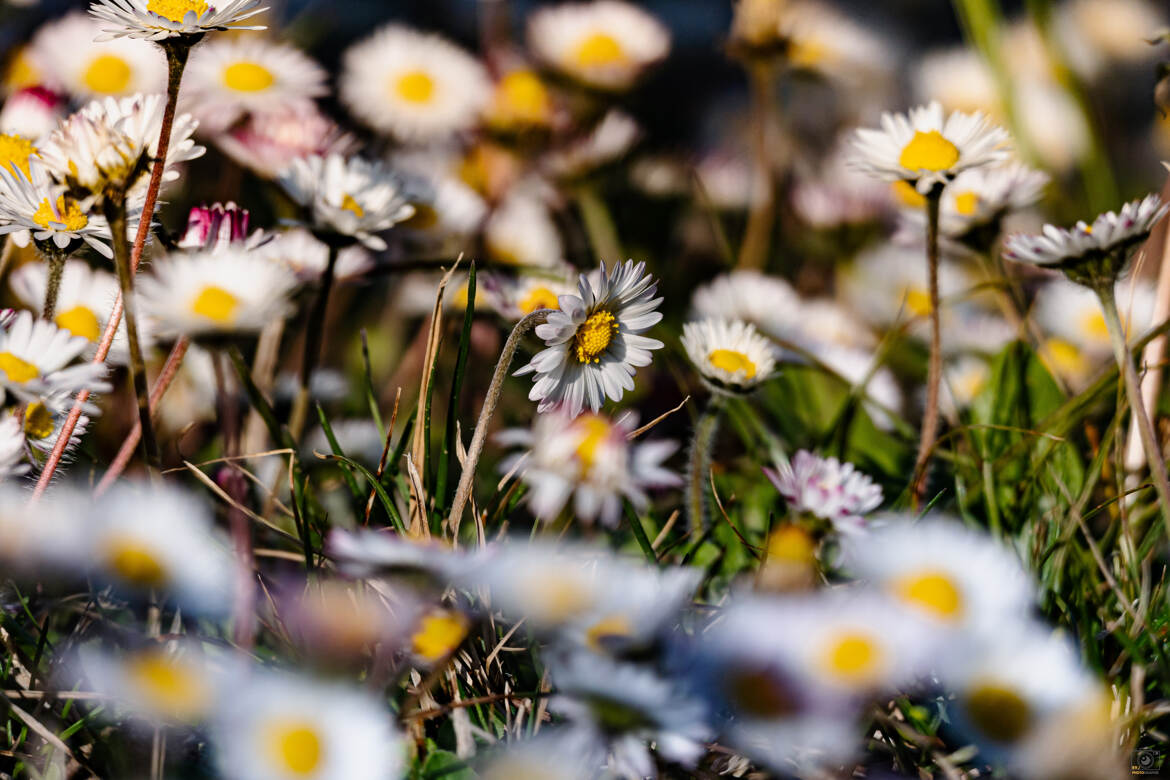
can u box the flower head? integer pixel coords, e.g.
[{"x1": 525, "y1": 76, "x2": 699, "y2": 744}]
[
  {"x1": 177, "y1": 201, "x2": 253, "y2": 251},
  {"x1": 88, "y1": 0, "x2": 267, "y2": 42},
  {"x1": 0, "y1": 416, "x2": 30, "y2": 482},
  {"x1": 764, "y1": 450, "x2": 882, "y2": 533},
  {"x1": 213, "y1": 104, "x2": 357, "y2": 180},
  {"x1": 0, "y1": 311, "x2": 110, "y2": 411},
  {"x1": 0, "y1": 159, "x2": 115, "y2": 258},
  {"x1": 0, "y1": 88, "x2": 65, "y2": 139},
  {"x1": 681, "y1": 318, "x2": 777, "y2": 393},
  {"x1": 27, "y1": 12, "x2": 165, "y2": 101}
]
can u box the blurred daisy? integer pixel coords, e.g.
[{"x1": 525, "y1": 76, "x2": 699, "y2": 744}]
[
  {"x1": 214, "y1": 104, "x2": 357, "y2": 180},
  {"x1": 409, "y1": 606, "x2": 470, "y2": 665},
  {"x1": 138, "y1": 248, "x2": 298, "y2": 339},
  {"x1": 88, "y1": 0, "x2": 267, "y2": 42},
  {"x1": 478, "y1": 731, "x2": 599, "y2": 780},
  {"x1": 177, "y1": 200, "x2": 259, "y2": 251},
  {"x1": 943, "y1": 355, "x2": 992, "y2": 413},
  {"x1": 87, "y1": 482, "x2": 234, "y2": 613},
  {"x1": 28, "y1": 13, "x2": 165, "y2": 100},
  {"x1": 484, "y1": 68, "x2": 555, "y2": 132},
  {"x1": 184, "y1": 37, "x2": 327, "y2": 133},
  {"x1": 1059, "y1": 0, "x2": 1164, "y2": 65},
  {"x1": 0, "y1": 87, "x2": 65, "y2": 139},
  {"x1": 38, "y1": 93, "x2": 203, "y2": 198},
  {"x1": 849, "y1": 100, "x2": 1010, "y2": 194},
  {"x1": 484, "y1": 187, "x2": 565, "y2": 268},
  {"x1": 392, "y1": 152, "x2": 489, "y2": 241},
  {"x1": 15, "y1": 397, "x2": 91, "y2": 462},
  {"x1": 764, "y1": 450, "x2": 882, "y2": 534},
  {"x1": 681, "y1": 318, "x2": 776, "y2": 393},
  {"x1": 283, "y1": 579, "x2": 414, "y2": 661},
  {"x1": 690, "y1": 271, "x2": 801, "y2": 344},
  {"x1": 913, "y1": 47, "x2": 998, "y2": 118},
  {"x1": 815, "y1": 343, "x2": 904, "y2": 430},
  {"x1": 0, "y1": 160, "x2": 114, "y2": 258},
  {"x1": 0, "y1": 311, "x2": 110, "y2": 410},
  {"x1": 841, "y1": 242, "x2": 970, "y2": 331},
  {"x1": 841, "y1": 517, "x2": 1035, "y2": 633},
  {"x1": 790, "y1": 141, "x2": 895, "y2": 229},
  {"x1": 528, "y1": 0, "x2": 670, "y2": 92},
  {"x1": 544, "y1": 110, "x2": 640, "y2": 179},
  {"x1": 259, "y1": 228, "x2": 373, "y2": 282},
  {"x1": 1033, "y1": 278, "x2": 1155, "y2": 365},
  {"x1": 339, "y1": 25, "x2": 489, "y2": 144},
  {"x1": 0, "y1": 416, "x2": 30, "y2": 482},
  {"x1": 899, "y1": 162, "x2": 1049, "y2": 246},
  {"x1": 278, "y1": 154, "x2": 415, "y2": 250},
  {"x1": 496, "y1": 409, "x2": 679, "y2": 527},
  {"x1": 483, "y1": 272, "x2": 575, "y2": 320},
  {"x1": 210, "y1": 670, "x2": 404, "y2": 780},
  {"x1": 327, "y1": 528, "x2": 462, "y2": 581},
  {"x1": 518, "y1": 260, "x2": 664, "y2": 416},
  {"x1": 780, "y1": 1, "x2": 894, "y2": 90}
]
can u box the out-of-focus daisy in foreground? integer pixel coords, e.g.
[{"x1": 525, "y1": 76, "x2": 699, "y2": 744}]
[
  {"x1": 0, "y1": 311, "x2": 110, "y2": 411},
  {"x1": 764, "y1": 450, "x2": 882, "y2": 535},
  {"x1": 517, "y1": 260, "x2": 664, "y2": 416},
  {"x1": 340, "y1": 25, "x2": 490, "y2": 144},
  {"x1": 484, "y1": 187, "x2": 566, "y2": 269},
  {"x1": 28, "y1": 13, "x2": 165, "y2": 100},
  {"x1": 0, "y1": 88, "x2": 64, "y2": 140},
  {"x1": 278, "y1": 154, "x2": 415, "y2": 250},
  {"x1": 1033, "y1": 278, "x2": 1155, "y2": 381},
  {"x1": 88, "y1": 0, "x2": 267, "y2": 42},
  {"x1": 681, "y1": 318, "x2": 777, "y2": 394},
  {"x1": 482, "y1": 272, "x2": 575, "y2": 320},
  {"x1": 527, "y1": 0, "x2": 670, "y2": 92},
  {"x1": 477, "y1": 730, "x2": 598, "y2": 780}
]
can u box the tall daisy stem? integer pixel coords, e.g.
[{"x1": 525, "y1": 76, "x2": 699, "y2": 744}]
[
  {"x1": 40, "y1": 248, "x2": 67, "y2": 320},
  {"x1": 911, "y1": 187, "x2": 943, "y2": 504},
  {"x1": 288, "y1": 244, "x2": 339, "y2": 442},
  {"x1": 738, "y1": 61, "x2": 777, "y2": 270},
  {"x1": 686, "y1": 395, "x2": 725, "y2": 537},
  {"x1": 1097, "y1": 282, "x2": 1170, "y2": 539},
  {"x1": 446, "y1": 309, "x2": 550, "y2": 537}
]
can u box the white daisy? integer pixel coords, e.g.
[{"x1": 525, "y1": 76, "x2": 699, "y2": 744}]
[
  {"x1": 392, "y1": 151, "x2": 489, "y2": 241},
  {"x1": 527, "y1": 0, "x2": 671, "y2": 92},
  {"x1": 0, "y1": 484, "x2": 90, "y2": 578},
  {"x1": 0, "y1": 87, "x2": 65, "y2": 140},
  {"x1": 477, "y1": 731, "x2": 599, "y2": 780},
  {"x1": 483, "y1": 68, "x2": 556, "y2": 132},
  {"x1": 849, "y1": 100, "x2": 1011, "y2": 193},
  {"x1": 790, "y1": 140, "x2": 896, "y2": 229},
  {"x1": 840, "y1": 241, "x2": 971, "y2": 332},
  {"x1": 38, "y1": 93, "x2": 204, "y2": 198},
  {"x1": 483, "y1": 186, "x2": 566, "y2": 268},
  {"x1": 88, "y1": 0, "x2": 267, "y2": 42},
  {"x1": 277, "y1": 154, "x2": 415, "y2": 250},
  {"x1": 0, "y1": 415, "x2": 30, "y2": 482},
  {"x1": 1060, "y1": 0, "x2": 1164, "y2": 65},
  {"x1": 780, "y1": 0, "x2": 894, "y2": 90},
  {"x1": 913, "y1": 47, "x2": 999, "y2": 118},
  {"x1": 763, "y1": 450, "x2": 882, "y2": 534},
  {"x1": 0, "y1": 159, "x2": 114, "y2": 258},
  {"x1": 27, "y1": 12, "x2": 165, "y2": 100},
  {"x1": 1014, "y1": 79, "x2": 1091, "y2": 172},
  {"x1": 496, "y1": 409, "x2": 680, "y2": 527},
  {"x1": 137, "y1": 247, "x2": 299, "y2": 338},
  {"x1": 943, "y1": 355, "x2": 992, "y2": 412},
  {"x1": 899, "y1": 161, "x2": 1049, "y2": 243},
  {"x1": 681, "y1": 318, "x2": 777, "y2": 393},
  {"x1": 213, "y1": 103, "x2": 357, "y2": 180},
  {"x1": 14, "y1": 397, "x2": 91, "y2": 463},
  {"x1": 690, "y1": 271, "x2": 804, "y2": 345},
  {"x1": 0, "y1": 310, "x2": 110, "y2": 411},
  {"x1": 210, "y1": 670, "x2": 404, "y2": 780},
  {"x1": 408, "y1": 606, "x2": 471, "y2": 666},
  {"x1": 258, "y1": 228, "x2": 373, "y2": 282},
  {"x1": 184, "y1": 36, "x2": 327, "y2": 133},
  {"x1": 482, "y1": 271, "x2": 576, "y2": 320},
  {"x1": 840, "y1": 516, "x2": 1036, "y2": 633},
  {"x1": 1033, "y1": 277, "x2": 1156, "y2": 361},
  {"x1": 339, "y1": 24, "x2": 490, "y2": 144},
  {"x1": 516, "y1": 260, "x2": 664, "y2": 416},
  {"x1": 544, "y1": 109, "x2": 640, "y2": 179},
  {"x1": 326, "y1": 528, "x2": 462, "y2": 581}
]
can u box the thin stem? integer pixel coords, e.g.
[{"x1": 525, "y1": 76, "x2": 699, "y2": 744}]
[
  {"x1": 40, "y1": 249, "x2": 66, "y2": 320},
  {"x1": 288, "y1": 244, "x2": 339, "y2": 441},
  {"x1": 911, "y1": 188, "x2": 943, "y2": 504},
  {"x1": 213, "y1": 349, "x2": 255, "y2": 649},
  {"x1": 1098, "y1": 283, "x2": 1170, "y2": 542},
  {"x1": 446, "y1": 309, "x2": 551, "y2": 536},
  {"x1": 737, "y1": 61, "x2": 777, "y2": 270},
  {"x1": 686, "y1": 395, "x2": 725, "y2": 536}
]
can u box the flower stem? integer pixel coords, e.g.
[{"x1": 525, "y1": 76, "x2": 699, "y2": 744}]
[
  {"x1": 40, "y1": 248, "x2": 67, "y2": 320},
  {"x1": 446, "y1": 308, "x2": 551, "y2": 537},
  {"x1": 288, "y1": 244, "x2": 339, "y2": 442},
  {"x1": 911, "y1": 188, "x2": 943, "y2": 504},
  {"x1": 738, "y1": 61, "x2": 777, "y2": 270},
  {"x1": 686, "y1": 395, "x2": 725, "y2": 537},
  {"x1": 1097, "y1": 282, "x2": 1170, "y2": 541}
]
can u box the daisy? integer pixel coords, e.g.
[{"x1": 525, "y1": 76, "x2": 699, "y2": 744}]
[
  {"x1": 763, "y1": 450, "x2": 882, "y2": 534},
  {"x1": 690, "y1": 271, "x2": 802, "y2": 345},
  {"x1": 282, "y1": 579, "x2": 415, "y2": 661},
  {"x1": 0, "y1": 87, "x2": 65, "y2": 139},
  {"x1": 277, "y1": 154, "x2": 415, "y2": 250},
  {"x1": 1060, "y1": 0, "x2": 1164, "y2": 65},
  {"x1": 339, "y1": 25, "x2": 490, "y2": 144},
  {"x1": 849, "y1": 100, "x2": 1011, "y2": 194},
  {"x1": 681, "y1": 318, "x2": 777, "y2": 393},
  {"x1": 0, "y1": 416, "x2": 30, "y2": 482},
  {"x1": 780, "y1": 1, "x2": 894, "y2": 90},
  {"x1": 184, "y1": 36, "x2": 327, "y2": 133},
  {"x1": 483, "y1": 187, "x2": 566, "y2": 268},
  {"x1": 496, "y1": 409, "x2": 680, "y2": 527},
  {"x1": 176, "y1": 201, "x2": 258, "y2": 251},
  {"x1": 38, "y1": 93, "x2": 203, "y2": 199},
  {"x1": 840, "y1": 241, "x2": 970, "y2": 331},
  {"x1": 815, "y1": 343, "x2": 904, "y2": 430},
  {"x1": 259, "y1": 228, "x2": 373, "y2": 282},
  {"x1": 88, "y1": 0, "x2": 267, "y2": 42},
  {"x1": 544, "y1": 110, "x2": 640, "y2": 179},
  {"x1": 0, "y1": 159, "x2": 115, "y2": 258},
  {"x1": 27, "y1": 12, "x2": 165, "y2": 100},
  {"x1": 478, "y1": 731, "x2": 599, "y2": 780},
  {"x1": 14, "y1": 397, "x2": 91, "y2": 463},
  {"x1": 943, "y1": 355, "x2": 992, "y2": 412},
  {"x1": 392, "y1": 152, "x2": 489, "y2": 241},
  {"x1": 482, "y1": 271, "x2": 576, "y2": 320},
  {"x1": 326, "y1": 528, "x2": 462, "y2": 581},
  {"x1": 213, "y1": 103, "x2": 357, "y2": 180},
  {"x1": 137, "y1": 247, "x2": 299, "y2": 339},
  {"x1": 1033, "y1": 278, "x2": 1155, "y2": 364},
  {"x1": 0, "y1": 311, "x2": 110, "y2": 411},
  {"x1": 0, "y1": 484, "x2": 90, "y2": 578},
  {"x1": 527, "y1": 1, "x2": 671, "y2": 92},
  {"x1": 409, "y1": 606, "x2": 471, "y2": 665},
  {"x1": 790, "y1": 141, "x2": 896, "y2": 229},
  {"x1": 913, "y1": 47, "x2": 999, "y2": 118},
  {"x1": 209, "y1": 670, "x2": 404, "y2": 780},
  {"x1": 516, "y1": 260, "x2": 664, "y2": 416},
  {"x1": 899, "y1": 162, "x2": 1049, "y2": 244},
  {"x1": 484, "y1": 68, "x2": 555, "y2": 132},
  {"x1": 840, "y1": 516, "x2": 1036, "y2": 633}
]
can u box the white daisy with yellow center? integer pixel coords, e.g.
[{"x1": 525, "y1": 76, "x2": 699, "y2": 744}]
[
  {"x1": 690, "y1": 270, "x2": 803, "y2": 344},
  {"x1": 79, "y1": 641, "x2": 229, "y2": 725},
  {"x1": 0, "y1": 159, "x2": 115, "y2": 258},
  {"x1": 841, "y1": 242, "x2": 970, "y2": 334},
  {"x1": 764, "y1": 450, "x2": 882, "y2": 534},
  {"x1": 681, "y1": 318, "x2": 776, "y2": 393},
  {"x1": 779, "y1": 0, "x2": 893, "y2": 88},
  {"x1": 484, "y1": 68, "x2": 555, "y2": 131},
  {"x1": 210, "y1": 670, "x2": 404, "y2": 780},
  {"x1": 899, "y1": 161, "x2": 1049, "y2": 242},
  {"x1": 527, "y1": 0, "x2": 670, "y2": 92},
  {"x1": 1033, "y1": 278, "x2": 1154, "y2": 372},
  {"x1": 88, "y1": 0, "x2": 267, "y2": 42},
  {"x1": 0, "y1": 311, "x2": 110, "y2": 411},
  {"x1": 185, "y1": 36, "x2": 327, "y2": 133},
  {"x1": 483, "y1": 271, "x2": 574, "y2": 320},
  {"x1": 339, "y1": 24, "x2": 490, "y2": 144},
  {"x1": 484, "y1": 186, "x2": 566, "y2": 269},
  {"x1": 391, "y1": 151, "x2": 489, "y2": 242},
  {"x1": 849, "y1": 100, "x2": 1011, "y2": 194},
  {"x1": 28, "y1": 12, "x2": 165, "y2": 100},
  {"x1": 259, "y1": 228, "x2": 374, "y2": 283},
  {"x1": 138, "y1": 248, "x2": 299, "y2": 339}
]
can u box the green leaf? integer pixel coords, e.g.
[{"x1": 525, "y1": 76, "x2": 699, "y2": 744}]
[{"x1": 437, "y1": 261, "x2": 475, "y2": 514}]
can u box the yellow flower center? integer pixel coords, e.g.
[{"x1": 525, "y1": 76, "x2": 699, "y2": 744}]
[
  {"x1": 146, "y1": 0, "x2": 208, "y2": 23},
  {"x1": 1079, "y1": 310, "x2": 1110, "y2": 342},
  {"x1": 964, "y1": 682, "x2": 1033, "y2": 743},
  {"x1": 894, "y1": 570, "x2": 964, "y2": 621},
  {"x1": 708, "y1": 348, "x2": 757, "y2": 378},
  {"x1": 574, "y1": 31, "x2": 626, "y2": 67},
  {"x1": 823, "y1": 631, "x2": 884, "y2": 683},
  {"x1": 526, "y1": 571, "x2": 593, "y2": 623},
  {"x1": 892, "y1": 180, "x2": 926, "y2": 209},
  {"x1": 573, "y1": 414, "x2": 611, "y2": 471},
  {"x1": 0, "y1": 133, "x2": 36, "y2": 177},
  {"x1": 953, "y1": 190, "x2": 979, "y2": 216},
  {"x1": 518, "y1": 286, "x2": 561, "y2": 315},
  {"x1": 1044, "y1": 338, "x2": 1088, "y2": 379},
  {"x1": 127, "y1": 653, "x2": 209, "y2": 721},
  {"x1": 765, "y1": 525, "x2": 816, "y2": 564},
  {"x1": 493, "y1": 70, "x2": 551, "y2": 124},
  {"x1": 898, "y1": 130, "x2": 960, "y2": 172},
  {"x1": 55, "y1": 305, "x2": 101, "y2": 342},
  {"x1": 104, "y1": 537, "x2": 167, "y2": 588},
  {"x1": 574, "y1": 310, "x2": 618, "y2": 363},
  {"x1": 411, "y1": 610, "x2": 469, "y2": 662},
  {"x1": 83, "y1": 54, "x2": 133, "y2": 95},
  {"x1": 0, "y1": 352, "x2": 38, "y2": 384},
  {"x1": 4, "y1": 49, "x2": 40, "y2": 91},
  {"x1": 22, "y1": 401, "x2": 54, "y2": 441},
  {"x1": 340, "y1": 193, "x2": 364, "y2": 219},
  {"x1": 788, "y1": 38, "x2": 829, "y2": 68},
  {"x1": 585, "y1": 614, "x2": 633, "y2": 651},
  {"x1": 903, "y1": 286, "x2": 933, "y2": 317},
  {"x1": 394, "y1": 70, "x2": 436, "y2": 104},
  {"x1": 266, "y1": 720, "x2": 323, "y2": 776},
  {"x1": 33, "y1": 196, "x2": 88, "y2": 232},
  {"x1": 191, "y1": 286, "x2": 239, "y2": 324},
  {"x1": 222, "y1": 61, "x2": 276, "y2": 92}
]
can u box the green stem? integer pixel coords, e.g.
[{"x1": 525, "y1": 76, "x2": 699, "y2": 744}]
[
  {"x1": 1097, "y1": 282, "x2": 1170, "y2": 543},
  {"x1": 911, "y1": 188, "x2": 943, "y2": 504},
  {"x1": 288, "y1": 243, "x2": 339, "y2": 441},
  {"x1": 40, "y1": 249, "x2": 66, "y2": 321},
  {"x1": 686, "y1": 395, "x2": 725, "y2": 537}
]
